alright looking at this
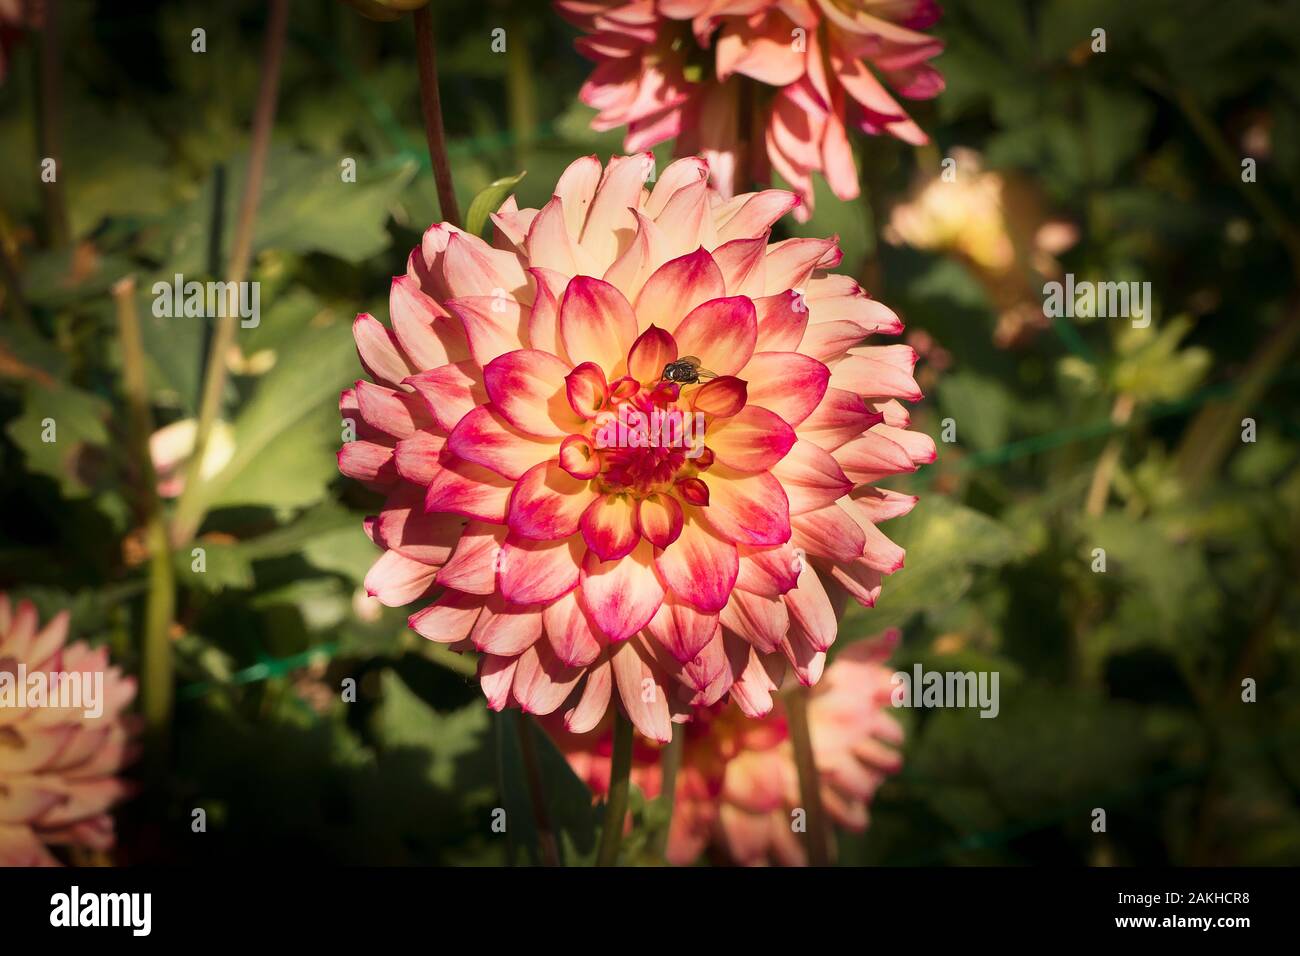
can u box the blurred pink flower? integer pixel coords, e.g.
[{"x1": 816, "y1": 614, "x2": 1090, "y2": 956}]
[
  {"x1": 557, "y1": 0, "x2": 944, "y2": 217},
  {"x1": 0, "y1": 594, "x2": 138, "y2": 866},
  {"x1": 338, "y1": 154, "x2": 930, "y2": 741},
  {"x1": 556, "y1": 629, "x2": 904, "y2": 865}
]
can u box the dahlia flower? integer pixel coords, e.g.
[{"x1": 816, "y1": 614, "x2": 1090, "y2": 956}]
[
  {"x1": 885, "y1": 147, "x2": 1078, "y2": 346},
  {"x1": 338, "y1": 153, "x2": 932, "y2": 741},
  {"x1": 0, "y1": 594, "x2": 138, "y2": 866},
  {"x1": 554, "y1": 630, "x2": 903, "y2": 865},
  {"x1": 557, "y1": 0, "x2": 944, "y2": 217}
]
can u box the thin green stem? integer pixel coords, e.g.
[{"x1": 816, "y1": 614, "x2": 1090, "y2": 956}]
[
  {"x1": 652, "y1": 730, "x2": 683, "y2": 863},
  {"x1": 37, "y1": 0, "x2": 69, "y2": 247},
  {"x1": 171, "y1": 0, "x2": 290, "y2": 545},
  {"x1": 413, "y1": 5, "x2": 461, "y2": 228},
  {"x1": 596, "y1": 708, "x2": 634, "y2": 867},
  {"x1": 786, "y1": 684, "x2": 831, "y2": 866},
  {"x1": 112, "y1": 277, "x2": 175, "y2": 751},
  {"x1": 504, "y1": 13, "x2": 537, "y2": 164},
  {"x1": 514, "y1": 712, "x2": 561, "y2": 867}
]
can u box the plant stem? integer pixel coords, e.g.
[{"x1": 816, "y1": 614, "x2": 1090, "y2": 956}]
[
  {"x1": 112, "y1": 277, "x2": 176, "y2": 750},
  {"x1": 413, "y1": 5, "x2": 461, "y2": 228},
  {"x1": 652, "y1": 730, "x2": 683, "y2": 862},
  {"x1": 0, "y1": 229, "x2": 33, "y2": 329},
  {"x1": 170, "y1": 0, "x2": 289, "y2": 546},
  {"x1": 596, "y1": 708, "x2": 634, "y2": 867},
  {"x1": 786, "y1": 683, "x2": 831, "y2": 865},
  {"x1": 504, "y1": 13, "x2": 537, "y2": 164},
  {"x1": 513, "y1": 712, "x2": 560, "y2": 866},
  {"x1": 37, "y1": 0, "x2": 69, "y2": 247},
  {"x1": 1084, "y1": 393, "x2": 1136, "y2": 517}
]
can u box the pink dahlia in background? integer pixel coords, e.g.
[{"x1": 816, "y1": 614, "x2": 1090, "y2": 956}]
[
  {"x1": 555, "y1": 630, "x2": 903, "y2": 865},
  {"x1": 0, "y1": 594, "x2": 138, "y2": 866},
  {"x1": 557, "y1": 0, "x2": 944, "y2": 218},
  {"x1": 338, "y1": 153, "x2": 932, "y2": 742}
]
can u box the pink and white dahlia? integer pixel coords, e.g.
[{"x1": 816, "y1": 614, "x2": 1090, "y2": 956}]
[
  {"x1": 557, "y1": 0, "x2": 944, "y2": 217},
  {"x1": 0, "y1": 594, "x2": 138, "y2": 866},
  {"x1": 338, "y1": 154, "x2": 933, "y2": 742},
  {"x1": 555, "y1": 630, "x2": 904, "y2": 865}
]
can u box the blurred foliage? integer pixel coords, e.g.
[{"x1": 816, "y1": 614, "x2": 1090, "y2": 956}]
[{"x1": 0, "y1": 0, "x2": 1297, "y2": 865}]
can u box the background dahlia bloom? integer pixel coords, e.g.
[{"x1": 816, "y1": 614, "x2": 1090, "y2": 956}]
[
  {"x1": 556, "y1": 630, "x2": 903, "y2": 865},
  {"x1": 557, "y1": 0, "x2": 944, "y2": 217},
  {"x1": 338, "y1": 154, "x2": 933, "y2": 742},
  {"x1": 0, "y1": 595, "x2": 138, "y2": 866}
]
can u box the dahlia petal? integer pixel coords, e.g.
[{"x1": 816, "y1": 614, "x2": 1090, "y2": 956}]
[
  {"x1": 797, "y1": 387, "x2": 884, "y2": 450},
  {"x1": 471, "y1": 597, "x2": 544, "y2": 655},
  {"x1": 634, "y1": 248, "x2": 726, "y2": 335},
  {"x1": 559, "y1": 434, "x2": 602, "y2": 480},
  {"x1": 671, "y1": 296, "x2": 757, "y2": 377},
  {"x1": 799, "y1": 321, "x2": 872, "y2": 362},
  {"x1": 781, "y1": 619, "x2": 827, "y2": 685},
  {"x1": 580, "y1": 540, "x2": 664, "y2": 642},
  {"x1": 725, "y1": 637, "x2": 779, "y2": 718},
  {"x1": 444, "y1": 295, "x2": 529, "y2": 369},
  {"x1": 543, "y1": 589, "x2": 605, "y2": 667},
  {"x1": 653, "y1": 177, "x2": 718, "y2": 259},
  {"x1": 337, "y1": 440, "x2": 397, "y2": 490},
  {"x1": 715, "y1": 190, "x2": 801, "y2": 243},
  {"x1": 833, "y1": 430, "x2": 916, "y2": 483},
  {"x1": 404, "y1": 362, "x2": 487, "y2": 433},
  {"x1": 791, "y1": 502, "x2": 867, "y2": 563},
  {"x1": 829, "y1": 557, "x2": 884, "y2": 608},
  {"x1": 390, "y1": 274, "x2": 470, "y2": 370},
  {"x1": 580, "y1": 494, "x2": 640, "y2": 561},
  {"x1": 780, "y1": 564, "x2": 832, "y2": 655},
  {"x1": 735, "y1": 543, "x2": 802, "y2": 595},
  {"x1": 479, "y1": 654, "x2": 518, "y2": 711},
  {"x1": 873, "y1": 423, "x2": 937, "y2": 466},
  {"x1": 364, "y1": 549, "x2": 438, "y2": 607},
  {"x1": 526, "y1": 195, "x2": 591, "y2": 276},
  {"x1": 484, "y1": 348, "x2": 584, "y2": 438},
  {"x1": 580, "y1": 152, "x2": 653, "y2": 269},
  {"x1": 674, "y1": 628, "x2": 732, "y2": 705},
  {"x1": 353, "y1": 380, "x2": 432, "y2": 440},
  {"x1": 378, "y1": 484, "x2": 468, "y2": 564},
  {"x1": 719, "y1": 587, "x2": 789, "y2": 654},
  {"x1": 565, "y1": 361, "x2": 610, "y2": 419},
  {"x1": 644, "y1": 594, "x2": 720, "y2": 663},
  {"x1": 828, "y1": 346, "x2": 922, "y2": 400},
  {"x1": 409, "y1": 589, "x2": 482, "y2": 643},
  {"x1": 626, "y1": 324, "x2": 678, "y2": 385},
  {"x1": 436, "y1": 521, "x2": 506, "y2": 595},
  {"x1": 393, "y1": 431, "x2": 446, "y2": 486},
  {"x1": 448, "y1": 405, "x2": 560, "y2": 480},
  {"x1": 603, "y1": 210, "x2": 669, "y2": 303},
  {"x1": 700, "y1": 466, "x2": 791, "y2": 547},
  {"x1": 763, "y1": 238, "x2": 840, "y2": 294},
  {"x1": 424, "y1": 454, "x2": 515, "y2": 523},
  {"x1": 354, "y1": 313, "x2": 414, "y2": 388},
  {"x1": 821, "y1": 103, "x2": 860, "y2": 201},
  {"x1": 564, "y1": 659, "x2": 613, "y2": 733},
  {"x1": 560, "y1": 276, "x2": 639, "y2": 377},
  {"x1": 806, "y1": 291, "x2": 903, "y2": 335},
  {"x1": 636, "y1": 492, "x2": 684, "y2": 549},
  {"x1": 711, "y1": 235, "x2": 768, "y2": 298},
  {"x1": 653, "y1": 517, "x2": 738, "y2": 612},
  {"x1": 707, "y1": 405, "x2": 796, "y2": 471},
  {"x1": 644, "y1": 157, "x2": 710, "y2": 219},
  {"x1": 442, "y1": 230, "x2": 528, "y2": 299},
  {"x1": 611, "y1": 639, "x2": 672, "y2": 743},
  {"x1": 738, "y1": 352, "x2": 829, "y2": 425},
  {"x1": 512, "y1": 640, "x2": 584, "y2": 716},
  {"x1": 508, "y1": 460, "x2": 600, "y2": 540},
  {"x1": 526, "y1": 266, "x2": 569, "y2": 359},
  {"x1": 498, "y1": 535, "x2": 583, "y2": 605},
  {"x1": 554, "y1": 154, "x2": 602, "y2": 236},
  {"x1": 857, "y1": 521, "x2": 906, "y2": 574},
  {"x1": 690, "y1": 375, "x2": 747, "y2": 418},
  {"x1": 753, "y1": 291, "x2": 809, "y2": 352},
  {"x1": 771, "y1": 440, "x2": 853, "y2": 515},
  {"x1": 849, "y1": 487, "x2": 919, "y2": 523}
]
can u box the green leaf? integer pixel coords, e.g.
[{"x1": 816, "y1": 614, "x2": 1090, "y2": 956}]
[
  {"x1": 465, "y1": 171, "x2": 527, "y2": 238},
  {"x1": 4, "y1": 383, "x2": 113, "y2": 499}
]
